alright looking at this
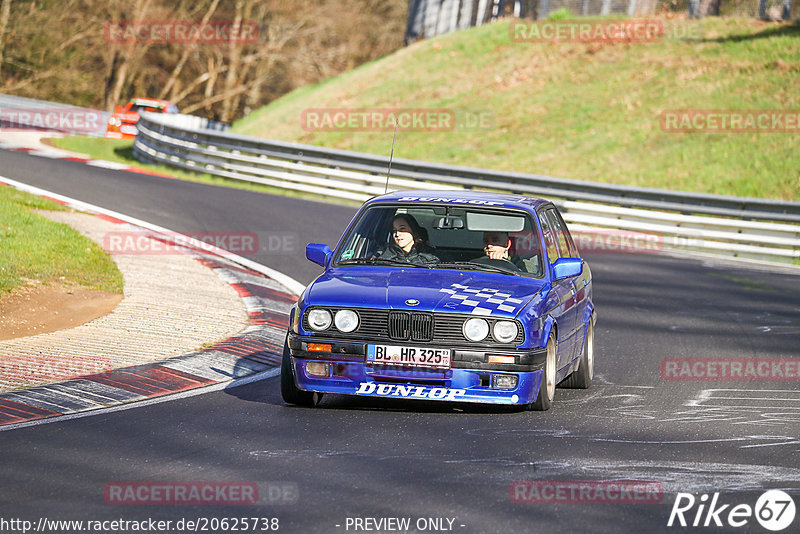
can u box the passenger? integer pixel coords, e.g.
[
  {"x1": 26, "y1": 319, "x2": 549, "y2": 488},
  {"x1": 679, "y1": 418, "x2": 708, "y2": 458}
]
[
  {"x1": 473, "y1": 231, "x2": 525, "y2": 269},
  {"x1": 376, "y1": 214, "x2": 438, "y2": 264}
]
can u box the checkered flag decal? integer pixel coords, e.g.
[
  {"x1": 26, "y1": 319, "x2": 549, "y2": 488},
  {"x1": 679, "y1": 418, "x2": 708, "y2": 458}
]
[{"x1": 439, "y1": 283, "x2": 525, "y2": 316}]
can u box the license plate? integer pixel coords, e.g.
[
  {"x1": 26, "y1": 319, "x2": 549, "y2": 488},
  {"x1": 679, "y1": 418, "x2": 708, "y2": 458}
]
[{"x1": 366, "y1": 344, "x2": 451, "y2": 369}]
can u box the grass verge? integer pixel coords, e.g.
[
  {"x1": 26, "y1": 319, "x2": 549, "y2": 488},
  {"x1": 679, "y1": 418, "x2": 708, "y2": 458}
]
[{"x1": 0, "y1": 186, "x2": 124, "y2": 296}]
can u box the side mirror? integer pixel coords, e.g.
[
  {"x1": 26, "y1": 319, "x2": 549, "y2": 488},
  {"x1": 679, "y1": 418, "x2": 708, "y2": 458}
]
[
  {"x1": 306, "y1": 243, "x2": 332, "y2": 267},
  {"x1": 114, "y1": 105, "x2": 123, "y2": 114},
  {"x1": 552, "y1": 257, "x2": 583, "y2": 281}
]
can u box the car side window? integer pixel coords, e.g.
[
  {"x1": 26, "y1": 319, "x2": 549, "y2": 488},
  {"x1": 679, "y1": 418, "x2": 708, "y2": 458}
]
[
  {"x1": 545, "y1": 209, "x2": 576, "y2": 259},
  {"x1": 538, "y1": 209, "x2": 561, "y2": 264},
  {"x1": 549, "y1": 208, "x2": 580, "y2": 258}
]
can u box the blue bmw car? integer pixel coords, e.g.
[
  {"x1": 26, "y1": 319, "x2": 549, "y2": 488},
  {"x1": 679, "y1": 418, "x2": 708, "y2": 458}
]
[{"x1": 282, "y1": 190, "x2": 595, "y2": 410}]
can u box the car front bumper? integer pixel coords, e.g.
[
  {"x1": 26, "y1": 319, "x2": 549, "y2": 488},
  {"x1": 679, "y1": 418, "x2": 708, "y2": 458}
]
[{"x1": 287, "y1": 333, "x2": 546, "y2": 406}]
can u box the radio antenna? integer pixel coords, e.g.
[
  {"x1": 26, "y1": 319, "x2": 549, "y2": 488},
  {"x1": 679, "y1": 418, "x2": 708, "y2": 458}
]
[{"x1": 384, "y1": 118, "x2": 399, "y2": 194}]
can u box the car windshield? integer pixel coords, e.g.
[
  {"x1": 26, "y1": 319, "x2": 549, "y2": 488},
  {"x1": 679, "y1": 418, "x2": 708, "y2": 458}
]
[
  {"x1": 333, "y1": 204, "x2": 544, "y2": 277},
  {"x1": 130, "y1": 104, "x2": 164, "y2": 113}
]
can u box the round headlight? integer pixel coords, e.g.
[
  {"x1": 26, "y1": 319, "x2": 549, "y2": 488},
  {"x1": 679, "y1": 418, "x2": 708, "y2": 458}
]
[
  {"x1": 493, "y1": 320, "x2": 518, "y2": 343},
  {"x1": 307, "y1": 309, "x2": 332, "y2": 331},
  {"x1": 463, "y1": 318, "x2": 489, "y2": 342},
  {"x1": 334, "y1": 309, "x2": 359, "y2": 333}
]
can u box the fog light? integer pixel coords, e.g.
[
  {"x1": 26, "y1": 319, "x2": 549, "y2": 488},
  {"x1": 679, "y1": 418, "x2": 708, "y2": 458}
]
[
  {"x1": 306, "y1": 361, "x2": 330, "y2": 377},
  {"x1": 306, "y1": 343, "x2": 332, "y2": 352},
  {"x1": 488, "y1": 354, "x2": 515, "y2": 364},
  {"x1": 332, "y1": 362, "x2": 349, "y2": 377},
  {"x1": 491, "y1": 374, "x2": 517, "y2": 389}
]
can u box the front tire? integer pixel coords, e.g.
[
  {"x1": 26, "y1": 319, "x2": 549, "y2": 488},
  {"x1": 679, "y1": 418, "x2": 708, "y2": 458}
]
[
  {"x1": 530, "y1": 333, "x2": 556, "y2": 411},
  {"x1": 561, "y1": 318, "x2": 594, "y2": 389},
  {"x1": 280, "y1": 338, "x2": 323, "y2": 407}
]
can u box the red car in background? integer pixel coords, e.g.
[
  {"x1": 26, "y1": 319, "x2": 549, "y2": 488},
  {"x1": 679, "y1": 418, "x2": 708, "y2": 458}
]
[{"x1": 105, "y1": 98, "x2": 179, "y2": 140}]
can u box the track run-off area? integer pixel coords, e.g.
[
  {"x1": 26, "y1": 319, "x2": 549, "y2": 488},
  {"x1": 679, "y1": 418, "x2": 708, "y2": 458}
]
[{"x1": 1, "y1": 147, "x2": 799, "y2": 534}]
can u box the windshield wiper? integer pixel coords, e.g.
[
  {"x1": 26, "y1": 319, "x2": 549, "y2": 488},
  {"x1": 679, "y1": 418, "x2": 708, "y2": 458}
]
[
  {"x1": 338, "y1": 258, "x2": 428, "y2": 268},
  {"x1": 435, "y1": 261, "x2": 521, "y2": 276}
]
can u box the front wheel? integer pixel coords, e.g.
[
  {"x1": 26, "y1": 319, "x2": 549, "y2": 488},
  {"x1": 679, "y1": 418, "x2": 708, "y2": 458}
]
[
  {"x1": 561, "y1": 318, "x2": 594, "y2": 389},
  {"x1": 530, "y1": 333, "x2": 556, "y2": 411},
  {"x1": 280, "y1": 338, "x2": 323, "y2": 407}
]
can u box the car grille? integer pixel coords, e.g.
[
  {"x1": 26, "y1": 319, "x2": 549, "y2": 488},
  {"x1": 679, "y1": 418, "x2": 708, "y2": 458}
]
[
  {"x1": 304, "y1": 308, "x2": 523, "y2": 346},
  {"x1": 388, "y1": 311, "x2": 433, "y2": 341}
]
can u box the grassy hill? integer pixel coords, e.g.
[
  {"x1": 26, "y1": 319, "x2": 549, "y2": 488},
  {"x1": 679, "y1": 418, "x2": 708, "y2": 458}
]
[{"x1": 232, "y1": 17, "x2": 800, "y2": 201}]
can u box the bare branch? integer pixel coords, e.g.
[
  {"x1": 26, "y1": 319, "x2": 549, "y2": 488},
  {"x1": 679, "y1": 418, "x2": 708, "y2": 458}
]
[{"x1": 160, "y1": 0, "x2": 221, "y2": 100}]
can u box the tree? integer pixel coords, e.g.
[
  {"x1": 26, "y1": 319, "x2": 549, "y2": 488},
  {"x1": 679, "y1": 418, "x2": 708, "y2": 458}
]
[
  {"x1": 103, "y1": 0, "x2": 156, "y2": 110},
  {"x1": 697, "y1": 0, "x2": 722, "y2": 17},
  {"x1": 0, "y1": 0, "x2": 10, "y2": 81}
]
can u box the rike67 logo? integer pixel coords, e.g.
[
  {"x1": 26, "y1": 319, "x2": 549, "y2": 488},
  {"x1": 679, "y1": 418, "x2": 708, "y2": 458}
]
[{"x1": 668, "y1": 490, "x2": 796, "y2": 531}]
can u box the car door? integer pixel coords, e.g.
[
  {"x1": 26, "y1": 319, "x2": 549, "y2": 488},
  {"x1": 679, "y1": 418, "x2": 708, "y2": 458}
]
[
  {"x1": 538, "y1": 207, "x2": 578, "y2": 371},
  {"x1": 550, "y1": 207, "x2": 590, "y2": 339}
]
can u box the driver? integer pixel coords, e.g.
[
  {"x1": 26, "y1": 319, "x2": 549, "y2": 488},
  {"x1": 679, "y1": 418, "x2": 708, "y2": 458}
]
[
  {"x1": 473, "y1": 231, "x2": 525, "y2": 269},
  {"x1": 375, "y1": 214, "x2": 438, "y2": 264}
]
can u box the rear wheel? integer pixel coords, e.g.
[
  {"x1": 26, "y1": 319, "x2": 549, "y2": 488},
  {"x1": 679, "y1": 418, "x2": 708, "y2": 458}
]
[
  {"x1": 280, "y1": 338, "x2": 323, "y2": 407},
  {"x1": 530, "y1": 333, "x2": 556, "y2": 411},
  {"x1": 561, "y1": 318, "x2": 594, "y2": 389}
]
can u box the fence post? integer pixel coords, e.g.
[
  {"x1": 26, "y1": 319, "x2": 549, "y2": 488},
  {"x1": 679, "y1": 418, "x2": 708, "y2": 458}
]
[{"x1": 538, "y1": 0, "x2": 551, "y2": 19}]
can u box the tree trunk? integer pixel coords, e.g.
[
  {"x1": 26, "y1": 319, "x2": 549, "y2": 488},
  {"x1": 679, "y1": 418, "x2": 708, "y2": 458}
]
[
  {"x1": 103, "y1": 51, "x2": 122, "y2": 110},
  {"x1": 203, "y1": 52, "x2": 222, "y2": 116},
  {"x1": 103, "y1": 0, "x2": 152, "y2": 111},
  {"x1": 782, "y1": 0, "x2": 793, "y2": 19},
  {"x1": 698, "y1": 0, "x2": 721, "y2": 16},
  {"x1": 220, "y1": 0, "x2": 253, "y2": 123},
  {"x1": 634, "y1": 0, "x2": 657, "y2": 15},
  {"x1": 160, "y1": 0, "x2": 220, "y2": 101},
  {"x1": 0, "y1": 0, "x2": 11, "y2": 81}
]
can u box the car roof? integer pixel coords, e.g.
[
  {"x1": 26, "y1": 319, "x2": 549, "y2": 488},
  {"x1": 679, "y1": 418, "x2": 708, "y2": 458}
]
[
  {"x1": 365, "y1": 190, "x2": 551, "y2": 211},
  {"x1": 130, "y1": 98, "x2": 173, "y2": 107}
]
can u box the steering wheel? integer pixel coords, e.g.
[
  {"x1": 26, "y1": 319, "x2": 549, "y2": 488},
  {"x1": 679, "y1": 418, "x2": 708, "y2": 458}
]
[{"x1": 474, "y1": 256, "x2": 521, "y2": 271}]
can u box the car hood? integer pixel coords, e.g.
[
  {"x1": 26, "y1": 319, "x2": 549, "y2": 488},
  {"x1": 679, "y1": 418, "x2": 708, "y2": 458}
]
[{"x1": 305, "y1": 267, "x2": 546, "y2": 318}]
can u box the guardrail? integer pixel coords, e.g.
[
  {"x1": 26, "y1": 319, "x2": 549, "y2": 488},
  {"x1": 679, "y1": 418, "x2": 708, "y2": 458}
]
[
  {"x1": 0, "y1": 93, "x2": 109, "y2": 137},
  {"x1": 133, "y1": 111, "x2": 800, "y2": 263}
]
